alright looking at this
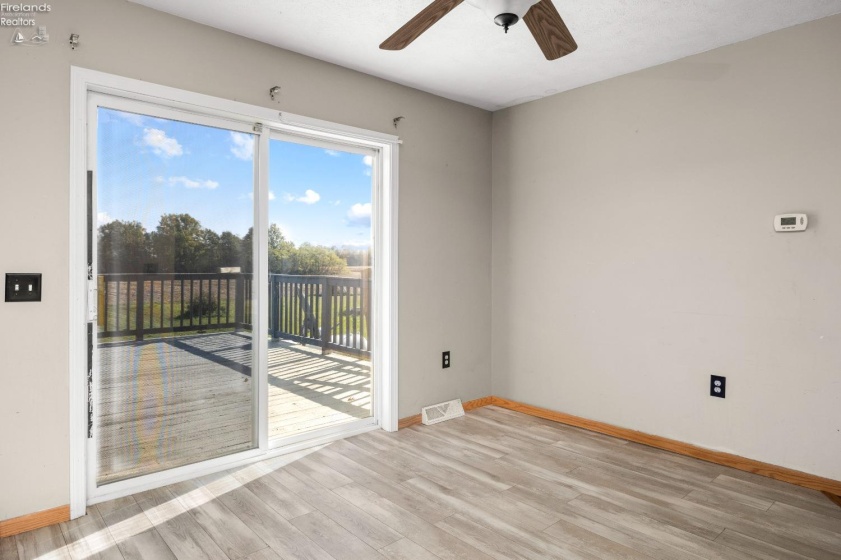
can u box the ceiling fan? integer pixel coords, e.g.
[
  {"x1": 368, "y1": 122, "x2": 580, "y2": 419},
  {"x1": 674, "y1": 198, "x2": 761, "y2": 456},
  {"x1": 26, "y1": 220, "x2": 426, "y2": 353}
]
[{"x1": 380, "y1": 0, "x2": 577, "y2": 60}]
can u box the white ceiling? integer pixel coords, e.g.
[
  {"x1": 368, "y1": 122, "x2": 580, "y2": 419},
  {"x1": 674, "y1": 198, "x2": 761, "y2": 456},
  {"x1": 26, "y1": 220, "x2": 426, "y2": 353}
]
[{"x1": 129, "y1": 0, "x2": 841, "y2": 111}]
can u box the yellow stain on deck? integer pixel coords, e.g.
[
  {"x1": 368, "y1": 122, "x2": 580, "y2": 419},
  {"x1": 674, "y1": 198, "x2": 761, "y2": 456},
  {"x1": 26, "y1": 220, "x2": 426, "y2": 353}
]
[{"x1": 132, "y1": 342, "x2": 168, "y2": 467}]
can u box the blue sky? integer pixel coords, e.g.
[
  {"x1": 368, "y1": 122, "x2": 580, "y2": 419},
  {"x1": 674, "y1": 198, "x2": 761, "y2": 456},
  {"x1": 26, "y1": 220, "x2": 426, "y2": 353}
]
[{"x1": 97, "y1": 108, "x2": 372, "y2": 248}]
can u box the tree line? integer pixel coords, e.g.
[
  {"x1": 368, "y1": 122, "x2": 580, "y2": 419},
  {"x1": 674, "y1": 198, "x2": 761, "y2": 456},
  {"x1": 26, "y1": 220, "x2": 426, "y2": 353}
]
[{"x1": 98, "y1": 213, "x2": 368, "y2": 275}]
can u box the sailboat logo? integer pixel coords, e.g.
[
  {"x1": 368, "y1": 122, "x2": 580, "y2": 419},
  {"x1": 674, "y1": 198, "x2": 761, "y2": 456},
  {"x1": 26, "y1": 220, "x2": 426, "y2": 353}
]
[{"x1": 10, "y1": 26, "x2": 49, "y2": 46}]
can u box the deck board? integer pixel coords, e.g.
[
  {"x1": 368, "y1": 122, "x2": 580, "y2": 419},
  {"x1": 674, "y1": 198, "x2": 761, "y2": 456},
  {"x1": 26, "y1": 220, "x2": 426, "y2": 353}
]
[{"x1": 97, "y1": 332, "x2": 371, "y2": 485}]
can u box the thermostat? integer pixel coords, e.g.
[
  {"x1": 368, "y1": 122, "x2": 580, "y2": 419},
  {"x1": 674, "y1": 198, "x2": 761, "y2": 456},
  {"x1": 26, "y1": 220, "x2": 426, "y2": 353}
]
[{"x1": 774, "y1": 213, "x2": 807, "y2": 232}]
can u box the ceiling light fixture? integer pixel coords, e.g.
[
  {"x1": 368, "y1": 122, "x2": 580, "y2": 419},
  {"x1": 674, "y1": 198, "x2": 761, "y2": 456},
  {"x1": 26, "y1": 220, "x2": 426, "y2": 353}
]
[
  {"x1": 380, "y1": 0, "x2": 577, "y2": 61},
  {"x1": 465, "y1": 0, "x2": 541, "y2": 33}
]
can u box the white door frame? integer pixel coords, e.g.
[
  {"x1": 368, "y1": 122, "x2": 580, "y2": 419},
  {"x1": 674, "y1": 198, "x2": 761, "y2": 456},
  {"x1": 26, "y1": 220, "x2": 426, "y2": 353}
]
[{"x1": 69, "y1": 67, "x2": 399, "y2": 519}]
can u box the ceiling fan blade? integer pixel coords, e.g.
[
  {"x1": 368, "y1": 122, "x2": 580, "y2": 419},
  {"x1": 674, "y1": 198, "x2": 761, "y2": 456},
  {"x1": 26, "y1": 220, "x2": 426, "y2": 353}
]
[
  {"x1": 380, "y1": 0, "x2": 465, "y2": 50},
  {"x1": 523, "y1": 0, "x2": 577, "y2": 60}
]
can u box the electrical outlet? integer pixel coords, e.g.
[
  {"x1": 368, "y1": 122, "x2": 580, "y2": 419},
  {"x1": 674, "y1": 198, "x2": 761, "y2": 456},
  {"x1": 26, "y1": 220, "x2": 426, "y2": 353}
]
[
  {"x1": 5, "y1": 273, "x2": 42, "y2": 302},
  {"x1": 442, "y1": 351, "x2": 450, "y2": 369},
  {"x1": 710, "y1": 375, "x2": 726, "y2": 398}
]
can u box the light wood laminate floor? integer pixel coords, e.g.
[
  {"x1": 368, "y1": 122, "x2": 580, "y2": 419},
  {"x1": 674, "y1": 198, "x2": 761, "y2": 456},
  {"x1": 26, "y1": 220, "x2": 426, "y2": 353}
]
[{"x1": 3, "y1": 406, "x2": 840, "y2": 559}]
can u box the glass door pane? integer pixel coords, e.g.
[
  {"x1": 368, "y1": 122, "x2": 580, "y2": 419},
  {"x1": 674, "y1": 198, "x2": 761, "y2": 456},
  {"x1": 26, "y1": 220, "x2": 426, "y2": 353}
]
[
  {"x1": 267, "y1": 138, "x2": 374, "y2": 441},
  {"x1": 94, "y1": 105, "x2": 257, "y2": 485}
]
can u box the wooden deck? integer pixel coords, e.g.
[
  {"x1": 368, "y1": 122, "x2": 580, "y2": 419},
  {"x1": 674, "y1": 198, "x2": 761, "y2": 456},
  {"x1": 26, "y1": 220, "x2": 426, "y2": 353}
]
[{"x1": 97, "y1": 332, "x2": 371, "y2": 485}]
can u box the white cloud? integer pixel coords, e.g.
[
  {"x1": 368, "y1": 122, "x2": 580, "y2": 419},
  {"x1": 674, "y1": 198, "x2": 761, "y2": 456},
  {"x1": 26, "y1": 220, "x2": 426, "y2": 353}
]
[
  {"x1": 331, "y1": 200, "x2": 342, "y2": 206},
  {"x1": 97, "y1": 211, "x2": 113, "y2": 225},
  {"x1": 296, "y1": 189, "x2": 321, "y2": 204},
  {"x1": 230, "y1": 132, "x2": 254, "y2": 161},
  {"x1": 117, "y1": 111, "x2": 145, "y2": 126},
  {"x1": 363, "y1": 155, "x2": 373, "y2": 176},
  {"x1": 347, "y1": 202, "x2": 371, "y2": 227},
  {"x1": 142, "y1": 128, "x2": 183, "y2": 158},
  {"x1": 282, "y1": 193, "x2": 295, "y2": 203},
  {"x1": 168, "y1": 176, "x2": 219, "y2": 189},
  {"x1": 324, "y1": 149, "x2": 340, "y2": 157},
  {"x1": 154, "y1": 176, "x2": 165, "y2": 184},
  {"x1": 247, "y1": 191, "x2": 276, "y2": 201}
]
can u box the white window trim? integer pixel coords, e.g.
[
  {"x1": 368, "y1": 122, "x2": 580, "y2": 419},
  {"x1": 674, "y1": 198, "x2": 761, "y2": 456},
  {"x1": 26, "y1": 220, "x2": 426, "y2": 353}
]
[{"x1": 69, "y1": 67, "x2": 399, "y2": 519}]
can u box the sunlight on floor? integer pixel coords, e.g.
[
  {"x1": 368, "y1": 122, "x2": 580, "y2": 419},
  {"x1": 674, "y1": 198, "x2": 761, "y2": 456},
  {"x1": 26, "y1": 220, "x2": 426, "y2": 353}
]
[{"x1": 68, "y1": 446, "x2": 327, "y2": 558}]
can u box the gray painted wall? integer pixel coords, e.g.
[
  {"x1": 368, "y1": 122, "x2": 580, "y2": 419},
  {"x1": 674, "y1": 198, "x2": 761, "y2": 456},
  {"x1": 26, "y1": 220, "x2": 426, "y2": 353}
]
[
  {"x1": 492, "y1": 15, "x2": 841, "y2": 481},
  {"x1": 3, "y1": 0, "x2": 839, "y2": 525},
  {"x1": 0, "y1": 0, "x2": 492, "y2": 520}
]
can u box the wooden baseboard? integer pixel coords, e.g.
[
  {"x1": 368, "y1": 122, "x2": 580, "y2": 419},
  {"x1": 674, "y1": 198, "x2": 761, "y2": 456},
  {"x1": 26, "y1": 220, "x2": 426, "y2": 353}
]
[
  {"x1": 488, "y1": 396, "x2": 841, "y2": 497},
  {"x1": 0, "y1": 505, "x2": 70, "y2": 538},
  {"x1": 823, "y1": 492, "x2": 841, "y2": 509},
  {"x1": 397, "y1": 396, "x2": 497, "y2": 429},
  {"x1": 400, "y1": 395, "x2": 841, "y2": 495},
  {"x1": 397, "y1": 413, "x2": 422, "y2": 430}
]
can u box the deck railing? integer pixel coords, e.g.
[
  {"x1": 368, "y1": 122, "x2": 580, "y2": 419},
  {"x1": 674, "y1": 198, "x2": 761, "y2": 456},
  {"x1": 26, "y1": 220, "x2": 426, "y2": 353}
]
[
  {"x1": 270, "y1": 274, "x2": 371, "y2": 358},
  {"x1": 97, "y1": 273, "x2": 252, "y2": 340},
  {"x1": 98, "y1": 272, "x2": 370, "y2": 357}
]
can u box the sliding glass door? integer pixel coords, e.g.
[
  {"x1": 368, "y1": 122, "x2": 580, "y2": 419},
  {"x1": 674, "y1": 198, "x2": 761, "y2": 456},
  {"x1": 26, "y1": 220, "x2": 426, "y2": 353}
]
[
  {"x1": 84, "y1": 87, "x2": 388, "y2": 502},
  {"x1": 91, "y1": 99, "x2": 259, "y2": 486},
  {"x1": 266, "y1": 136, "x2": 376, "y2": 443}
]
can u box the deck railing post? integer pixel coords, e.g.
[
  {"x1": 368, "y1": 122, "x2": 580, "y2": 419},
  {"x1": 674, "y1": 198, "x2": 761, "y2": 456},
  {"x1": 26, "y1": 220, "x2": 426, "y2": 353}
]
[
  {"x1": 321, "y1": 277, "x2": 332, "y2": 355},
  {"x1": 270, "y1": 275, "x2": 280, "y2": 338},
  {"x1": 364, "y1": 273, "x2": 372, "y2": 351},
  {"x1": 135, "y1": 279, "x2": 145, "y2": 342},
  {"x1": 234, "y1": 274, "x2": 245, "y2": 332}
]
